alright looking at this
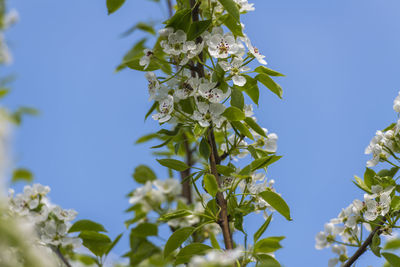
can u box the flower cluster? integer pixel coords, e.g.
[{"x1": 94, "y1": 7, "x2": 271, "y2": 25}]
[
  {"x1": 142, "y1": 24, "x2": 268, "y2": 131},
  {"x1": 129, "y1": 178, "x2": 182, "y2": 213},
  {"x1": 7, "y1": 184, "x2": 81, "y2": 248},
  {"x1": 188, "y1": 248, "x2": 243, "y2": 267}
]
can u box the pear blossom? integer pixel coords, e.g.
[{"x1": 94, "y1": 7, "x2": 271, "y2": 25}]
[
  {"x1": 315, "y1": 222, "x2": 344, "y2": 249},
  {"x1": 393, "y1": 91, "x2": 400, "y2": 112},
  {"x1": 193, "y1": 102, "x2": 226, "y2": 128},
  {"x1": 188, "y1": 248, "x2": 243, "y2": 267},
  {"x1": 241, "y1": 34, "x2": 267, "y2": 65},
  {"x1": 253, "y1": 128, "x2": 278, "y2": 153},
  {"x1": 152, "y1": 95, "x2": 174, "y2": 123},
  {"x1": 174, "y1": 76, "x2": 200, "y2": 100},
  {"x1": 198, "y1": 80, "x2": 230, "y2": 103},
  {"x1": 206, "y1": 27, "x2": 240, "y2": 58},
  {"x1": 139, "y1": 49, "x2": 153, "y2": 70},
  {"x1": 365, "y1": 130, "x2": 394, "y2": 167},
  {"x1": 363, "y1": 186, "x2": 393, "y2": 221},
  {"x1": 219, "y1": 57, "x2": 250, "y2": 86},
  {"x1": 234, "y1": 0, "x2": 255, "y2": 12},
  {"x1": 153, "y1": 178, "x2": 182, "y2": 197},
  {"x1": 328, "y1": 245, "x2": 347, "y2": 267}
]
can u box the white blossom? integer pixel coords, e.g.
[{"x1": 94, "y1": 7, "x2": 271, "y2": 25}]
[
  {"x1": 206, "y1": 27, "x2": 240, "y2": 59},
  {"x1": 193, "y1": 102, "x2": 226, "y2": 128},
  {"x1": 152, "y1": 95, "x2": 174, "y2": 123},
  {"x1": 241, "y1": 34, "x2": 267, "y2": 65},
  {"x1": 188, "y1": 248, "x2": 243, "y2": 267},
  {"x1": 219, "y1": 57, "x2": 250, "y2": 86},
  {"x1": 139, "y1": 49, "x2": 153, "y2": 70},
  {"x1": 394, "y1": 91, "x2": 400, "y2": 113}
]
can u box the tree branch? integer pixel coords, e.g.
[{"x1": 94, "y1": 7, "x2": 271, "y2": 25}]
[
  {"x1": 180, "y1": 132, "x2": 193, "y2": 204},
  {"x1": 343, "y1": 219, "x2": 386, "y2": 267},
  {"x1": 188, "y1": 0, "x2": 233, "y2": 250},
  {"x1": 51, "y1": 246, "x2": 72, "y2": 267}
]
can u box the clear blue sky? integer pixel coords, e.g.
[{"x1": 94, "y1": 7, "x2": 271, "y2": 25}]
[{"x1": 5, "y1": 0, "x2": 400, "y2": 266}]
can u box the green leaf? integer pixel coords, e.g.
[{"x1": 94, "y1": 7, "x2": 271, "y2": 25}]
[
  {"x1": 256, "y1": 254, "x2": 281, "y2": 267},
  {"x1": 175, "y1": 243, "x2": 212, "y2": 264},
  {"x1": 199, "y1": 138, "x2": 211, "y2": 160},
  {"x1": 159, "y1": 210, "x2": 192, "y2": 222},
  {"x1": 254, "y1": 214, "x2": 272, "y2": 242},
  {"x1": 69, "y1": 220, "x2": 107, "y2": 233},
  {"x1": 254, "y1": 236, "x2": 285, "y2": 253},
  {"x1": 164, "y1": 227, "x2": 194, "y2": 258},
  {"x1": 209, "y1": 232, "x2": 221, "y2": 249},
  {"x1": 353, "y1": 175, "x2": 372, "y2": 194},
  {"x1": 122, "y1": 22, "x2": 156, "y2": 36},
  {"x1": 378, "y1": 167, "x2": 399, "y2": 178},
  {"x1": 135, "y1": 133, "x2": 159, "y2": 144},
  {"x1": 384, "y1": 239, "x2": 400, "y2": 250},
  {"x1": 79, "y1": 231, "x2": 112, "y2": 257},
  {"x1": 157, "y1": 158, "x2": 189, "y2": 171},
  {"x1": 255, "y1": 74, "x2": 283, "y2": 99},
  {"x1": 222, "y1": 106, "x2": 245, "y2": 121},
  {"x1": 254, "y1": 66, "x2": 285, "y2": 77},
  {"x1": 392, "y1": 196, "x2": 400, "y2": 211},
  {"x1": 204, "y1": 174, "x2": 219, "y2": 197},
  {"x1": 244, "y1": 117, "x2": 266, "y2": 137},
  {"x1": 0, "y1": 88, "x2": 9, "y2": 99},
  {"x1": 371, "y1": 232, "x2": 381, "y2": 257},
  {"x1": 106, "y1": 0, "x2": 126, "y2": 14},
  {"x1": 11, "y1": 168, "x2": 33, "y2": 183},
  {"x1": 11, "y1": 107, "x2": 39, "y2": 125},
  {"x1": 216, "y1": 165, "x2": 235, "y2": 176},
  {"x1": 231, "y1": 121, "x2": 254, "y2": 140},
  {"x1": 364, "y1": 168, "x2": 376, "y2": 188},
  {"x1": 187, "y1": 20, "x2": 211, "y2": 40},
  {"x1": 218, "y1": 0, "x2": 240, "y2": 22},
  {"x1": 251, "y1": 156, "x2": 281, "y2": 171},
  {"x1": 259, "y1": 191, "x2": 292, "y2": 221},
  {"x1": 105, "y1": 233, "x2": 123, "y2": 255},
  {"x1": 382, "y1": 252, "x2": 400, "y2": 266},
  {"x1": 131, "y1": 223, "x2": 158, "y2": 238},
  {"x1": 165, "y1": 9, "x2": 192, "y2": 32},
  {"x1": 222, "y1": 14, "x2": 243, "y2": 37},
  {"x1": 124, "y1": 56, "x2": 160, "y2": 71},
  {"x1": 133, "y1": 165, "x2": 157, "y2": 184},
  {"x1": 231, "y1": 87, "x2": 244, "y2": 110}
]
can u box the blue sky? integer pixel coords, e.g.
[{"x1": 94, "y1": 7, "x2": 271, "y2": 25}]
[{"x1": 5, "y1": 0, "x2": 400, "y2": 266}]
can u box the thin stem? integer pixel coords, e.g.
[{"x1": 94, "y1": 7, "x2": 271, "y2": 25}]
[
  {"x1": 343, "y1": 219, "x2": 386, "y2": 267},
  {"x1": 52, "y1": 246, "x2": 72, "y2": 267}
]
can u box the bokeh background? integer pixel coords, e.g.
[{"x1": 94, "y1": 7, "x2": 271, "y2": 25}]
[{"x1": 5, "y1": 0, "x2": 400, "y2": 266}]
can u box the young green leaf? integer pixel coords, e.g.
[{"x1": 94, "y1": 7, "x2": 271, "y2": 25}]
[
  {"x1": 175, "y1": 243, "x2": 213, "y2": 264},
  {"x1": 259, "y1": 191, "x2": 292, "y2": 221},
  {"x1": 222, "y1": 106, "x2": 245, "y2": 121},
  {"x1": 254, "y1": 214, "x2": 272, "y2": 242},
  {"x1": 164, "y1": 227, "x2": 194, "y2": 258},
  {"x1": 69, "y1": 220, "x2": 107, "y2": 233},
  {"x1": 165, "y1": 8, "x2": 192, "y2": 32},
  {"x1": 107, "y1": 0, "x2": 126, "y2": 15},
  {"x1": 187, "y1": 20, "x2": 211, "y2": 40},
  {"x1": 159, "y1": 210, "x2": 192, "y2": 222},
  {"x1": 231, "y1": 121, "x2": 254, "y2": 140},
  {"x1": 231, "y1": 87, "x2": 244, "y2": 109},
  {"x1": 79, "y1": 231, "x2": 112, "y2": 257},
  {"x1": 130, "y1": 223, "x2": 158, "y2": 238},
  {"x1": 254, "y1": 66, "x2": 285, "y2": 77},
  {"x1": 254, "y1": 236, "x2": 285, "y2": 253},
  {"x1": 382, "y1": 252, "x2": 400, "y2": 266},
  {"x1": 255, "y1": 73, "x2": 283, "y2": 99},
  {"x1": 218, "y1": 0, "x2": 240, "y2": 22},
  {"x1": 244, "y1": 117, "x2": 266, "y2": 137},
  {"x1": 199, "y1": 138, "x2": 211, "y2": 160},
  {"x1": 157, "y1": 158, "x2": 189, "y2": 171},
  {"x1": 11, "y1": 168, "x2": 33, "y2": 183},
  {"x1": 133, "y1": 165, "x2": 157, "y2": 184},
  {"x1": 222, "y1": 14, "x2": 243, "y2": 37},
  {"x1": 204, "y1": 173, "x2": 219, "y2": 197}
]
